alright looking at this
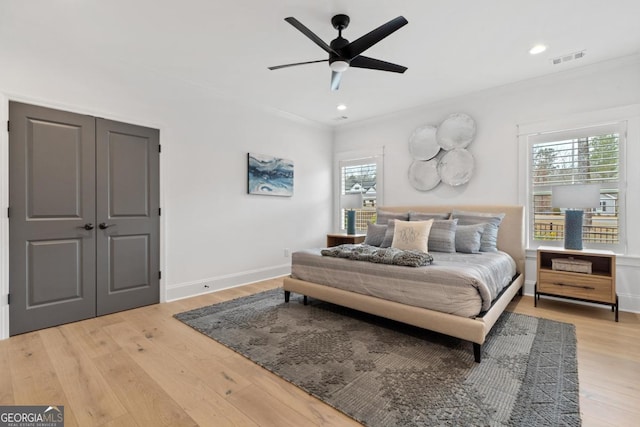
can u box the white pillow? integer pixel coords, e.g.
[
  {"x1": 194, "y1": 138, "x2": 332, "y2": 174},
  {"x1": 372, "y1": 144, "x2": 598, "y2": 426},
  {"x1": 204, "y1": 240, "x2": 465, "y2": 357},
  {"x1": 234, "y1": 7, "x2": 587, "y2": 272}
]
[{"x1": 391, "y1": 220, "x2": 434, "y2": 253}]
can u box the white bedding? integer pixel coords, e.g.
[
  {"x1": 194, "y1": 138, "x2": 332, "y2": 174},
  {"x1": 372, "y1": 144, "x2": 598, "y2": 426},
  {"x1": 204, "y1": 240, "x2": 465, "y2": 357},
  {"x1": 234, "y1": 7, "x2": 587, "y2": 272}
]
[{"x1": 291, "y1": 248, "x2": 517, "y2": 318}]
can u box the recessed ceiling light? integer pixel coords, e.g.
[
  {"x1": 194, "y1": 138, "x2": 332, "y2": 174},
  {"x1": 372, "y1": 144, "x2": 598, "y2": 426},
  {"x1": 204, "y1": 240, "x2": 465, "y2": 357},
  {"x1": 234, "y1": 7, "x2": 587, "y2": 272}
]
[
  {"x1": 529, "y1": 44, "x2": 547, "y2": 55},
  {"x1": 337, "y1": 104, "x2": 347, "y2": 111}
]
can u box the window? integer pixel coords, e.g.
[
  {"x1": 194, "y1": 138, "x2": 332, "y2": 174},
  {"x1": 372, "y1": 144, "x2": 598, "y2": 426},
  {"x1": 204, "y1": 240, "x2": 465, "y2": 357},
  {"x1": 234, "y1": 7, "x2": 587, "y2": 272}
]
[
  {"x1": 526, "y1": 122, "x2": 625, "y2": 250},
  {"x1": 339, "y1": 157, "x2": 381, "y2": 231}
]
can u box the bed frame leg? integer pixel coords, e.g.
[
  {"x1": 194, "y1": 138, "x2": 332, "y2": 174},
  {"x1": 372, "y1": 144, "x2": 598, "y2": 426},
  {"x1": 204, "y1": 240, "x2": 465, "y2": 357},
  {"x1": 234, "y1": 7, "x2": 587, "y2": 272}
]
[
  {"x1": 284, "y1": 290, "x2": 290, "y2": 303},
  {"x1": 473, "y1": 343, "x2": 482, "y2": 363},
  {"x1": 303, "y1": 295, "x2": 308, "y2": 305}
]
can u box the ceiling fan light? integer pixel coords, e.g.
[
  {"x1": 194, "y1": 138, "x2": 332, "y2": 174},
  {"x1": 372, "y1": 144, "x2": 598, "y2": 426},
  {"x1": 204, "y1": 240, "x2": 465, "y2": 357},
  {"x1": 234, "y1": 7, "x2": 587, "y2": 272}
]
[{"x1": 330, "y1": 60, "x2": 349, "y2": 72}]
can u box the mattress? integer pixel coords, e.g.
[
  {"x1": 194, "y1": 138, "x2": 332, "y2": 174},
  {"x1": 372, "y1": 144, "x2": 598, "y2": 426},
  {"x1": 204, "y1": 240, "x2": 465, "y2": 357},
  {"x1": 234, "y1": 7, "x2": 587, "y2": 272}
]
[{"x1": 290, "y1": 248, "x2": 517, "y2": 318}]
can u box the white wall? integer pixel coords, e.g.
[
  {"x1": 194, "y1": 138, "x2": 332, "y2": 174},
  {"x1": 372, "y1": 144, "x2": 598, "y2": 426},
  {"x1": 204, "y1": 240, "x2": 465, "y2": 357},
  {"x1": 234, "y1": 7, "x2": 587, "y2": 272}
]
[
  {"x1": 0, "y1": 60, "x2": 333, "y2": 338},
  {"x1": 334, "y1": 55, "x2": 640, "y2": 313},
  {"x1": 160, "y1": 96, "x2": 332, "y2": 299}
]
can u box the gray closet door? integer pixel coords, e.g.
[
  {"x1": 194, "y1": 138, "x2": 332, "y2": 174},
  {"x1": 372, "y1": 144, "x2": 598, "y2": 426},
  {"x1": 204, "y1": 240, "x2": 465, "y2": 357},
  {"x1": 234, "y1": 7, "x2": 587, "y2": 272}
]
[
  {"x1": 9, "y1": 102, "x2": 97, "y2": 335},
  {"x1": 9, "y1": 103, "x2": 160, "y2": 335},
  {"x1": 95, "y1": 119, "x2": 160, "y2": 315}
]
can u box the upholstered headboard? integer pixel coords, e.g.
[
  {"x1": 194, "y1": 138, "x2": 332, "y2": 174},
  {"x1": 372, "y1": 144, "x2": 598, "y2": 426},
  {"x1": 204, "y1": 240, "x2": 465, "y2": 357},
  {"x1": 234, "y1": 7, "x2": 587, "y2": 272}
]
[{"x1": 378, "y1": 205, "x2": 525, "y2": 275}]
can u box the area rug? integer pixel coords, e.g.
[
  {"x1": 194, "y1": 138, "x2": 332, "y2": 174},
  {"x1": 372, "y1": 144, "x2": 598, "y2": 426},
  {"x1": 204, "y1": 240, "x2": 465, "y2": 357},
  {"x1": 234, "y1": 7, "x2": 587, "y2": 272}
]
[{"x1": 175, "y1": 289, "x2": 580, "y2": 426}]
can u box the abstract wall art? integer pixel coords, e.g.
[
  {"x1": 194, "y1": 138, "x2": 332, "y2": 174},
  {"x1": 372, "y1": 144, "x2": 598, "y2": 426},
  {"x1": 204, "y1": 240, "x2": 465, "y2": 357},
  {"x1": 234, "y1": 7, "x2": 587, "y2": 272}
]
[{"x1": 247, "y1": 153, "x2": 294, "y2": 196}]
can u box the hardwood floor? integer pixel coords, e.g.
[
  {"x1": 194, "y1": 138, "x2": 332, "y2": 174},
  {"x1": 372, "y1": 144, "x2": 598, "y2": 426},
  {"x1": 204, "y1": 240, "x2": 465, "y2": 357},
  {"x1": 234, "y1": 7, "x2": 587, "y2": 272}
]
[{"x1": 1, "y1": 277, "x2": 638, "y2": 426}]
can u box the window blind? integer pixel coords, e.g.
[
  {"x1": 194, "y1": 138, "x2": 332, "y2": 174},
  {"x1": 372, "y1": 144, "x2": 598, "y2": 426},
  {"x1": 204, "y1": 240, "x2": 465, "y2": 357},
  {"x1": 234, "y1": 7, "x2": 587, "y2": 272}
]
[
  {"x1": 339, "y1": 159, "x2": 377, "y2": 231},
  {"x1": 530, "y1": 132, "x2": 620, "y2": 244}
]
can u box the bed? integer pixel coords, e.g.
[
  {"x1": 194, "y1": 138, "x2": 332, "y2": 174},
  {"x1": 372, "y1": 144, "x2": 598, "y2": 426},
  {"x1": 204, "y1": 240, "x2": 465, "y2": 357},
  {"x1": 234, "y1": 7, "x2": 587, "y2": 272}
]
[{"x1": 283, "y1": 205, "x2": 525, "y2": 362}]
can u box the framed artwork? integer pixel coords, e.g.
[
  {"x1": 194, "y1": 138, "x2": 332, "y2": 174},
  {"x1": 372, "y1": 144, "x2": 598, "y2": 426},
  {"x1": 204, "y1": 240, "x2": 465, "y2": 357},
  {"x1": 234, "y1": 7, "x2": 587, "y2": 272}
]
[{"x1": 247, "y1": 153, "x2": 294, "y2": 196}]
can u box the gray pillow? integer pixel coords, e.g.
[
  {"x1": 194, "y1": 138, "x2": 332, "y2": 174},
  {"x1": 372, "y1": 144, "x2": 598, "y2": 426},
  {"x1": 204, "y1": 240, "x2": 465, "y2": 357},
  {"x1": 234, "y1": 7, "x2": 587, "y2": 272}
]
[
  {"x1": 363, "y1": 223, "x2": 387, "y2": 247},
  {"x1": 409, "y1": 211, "x2": 450, "y2": 221},
  {"x1": 455, "y1": 224, "x2": 484, "y2": 253},
  {"x1": 452, "y1": 210, "x2": 505, "y2": 252},
  {"x1": 376, "y1": 210, "x2": 409, "y2": 225},
  {"x1": 380, "y1": 219, "x2": 399, "y2": 248},
  {"x1": 428, "y1": 219, "x2": 458, "y2": 253}
]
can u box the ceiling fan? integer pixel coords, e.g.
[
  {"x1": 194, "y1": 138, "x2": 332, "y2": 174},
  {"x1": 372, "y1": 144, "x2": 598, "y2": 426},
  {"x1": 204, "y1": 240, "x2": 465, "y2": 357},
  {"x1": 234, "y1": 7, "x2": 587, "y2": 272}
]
[{"x1": 268, "y1": 14, "x2": 408, "y2": 91}]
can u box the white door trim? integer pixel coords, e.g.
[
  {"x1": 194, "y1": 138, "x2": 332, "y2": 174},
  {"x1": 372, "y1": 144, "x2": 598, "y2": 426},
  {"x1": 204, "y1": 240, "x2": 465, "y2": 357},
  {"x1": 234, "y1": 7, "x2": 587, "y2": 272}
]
[{"x1": 0, "y1": 93, "x2": 9, "y2": 339}]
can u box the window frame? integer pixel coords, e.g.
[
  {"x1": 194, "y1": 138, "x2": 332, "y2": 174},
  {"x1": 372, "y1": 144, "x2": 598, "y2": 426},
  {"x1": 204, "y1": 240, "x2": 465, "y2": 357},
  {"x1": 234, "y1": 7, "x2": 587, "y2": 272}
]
[
  {"x1": 334, "y1": 148, "x2": 384, "y2": 233},
  {"x1": 519, "y1": 113, "x2": 628, "y2": 254}
]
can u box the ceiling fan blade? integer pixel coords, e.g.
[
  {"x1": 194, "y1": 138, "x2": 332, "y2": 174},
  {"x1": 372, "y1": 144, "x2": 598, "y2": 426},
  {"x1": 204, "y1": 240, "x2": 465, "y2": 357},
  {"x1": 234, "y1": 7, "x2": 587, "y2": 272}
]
[
  {"x1": 284, "y1": 17, "x2": 338, "y2": 55},
  {"x1": 343, "y1": 16, "x2": 408, "y2": 59},
  {"x1": 268, "y1": 59, "x2": 328, "y2": 70},
  {"x1": 331, "y1": 71, "x2": 342, "y2": 91},
  {"x1": 350, "y1": 55, "x2": 407, "y2": 73}
]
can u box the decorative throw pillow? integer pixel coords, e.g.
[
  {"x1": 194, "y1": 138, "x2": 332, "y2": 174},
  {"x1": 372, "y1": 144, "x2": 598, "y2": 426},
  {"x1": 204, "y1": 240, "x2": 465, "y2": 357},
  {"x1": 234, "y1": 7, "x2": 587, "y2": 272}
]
[
  {"x1": 455, "y1": 223, "x2": 485, "y2": 253},
  {"x1": 363, "y1": 223, "x2": 387, "y2": 247},
  {"x1": 409, "y1": 211, "x2": 451, "y2": 221},
  {"x1": 428, "y1": 219, "x2": 458, "y2": 253},
  {"x1": 380, "y1": 219, "x2": 398, "y2": 248},
  {"x1": 376, "y1": 209, "x2": 409, "y2": 225},
  {"x1": 452, "y1": 210, "x2": 505, "y2": 252},
  {"x1": 391, "y1": 220, "x2": 434, "y2": 253}
]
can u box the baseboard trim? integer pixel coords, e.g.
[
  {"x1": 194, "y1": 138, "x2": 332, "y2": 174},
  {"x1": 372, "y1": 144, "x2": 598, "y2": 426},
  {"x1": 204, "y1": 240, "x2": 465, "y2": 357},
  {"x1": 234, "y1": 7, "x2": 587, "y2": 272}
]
[
  {"x1": 0, "y1": 305, "x2": 8, "y2": 340},
  {"x1": 166, "y1": 264, "x2": 291, "y2": 302},
  {"x1": 616, "y1": 293, "x2": 640, "y2": 314}
]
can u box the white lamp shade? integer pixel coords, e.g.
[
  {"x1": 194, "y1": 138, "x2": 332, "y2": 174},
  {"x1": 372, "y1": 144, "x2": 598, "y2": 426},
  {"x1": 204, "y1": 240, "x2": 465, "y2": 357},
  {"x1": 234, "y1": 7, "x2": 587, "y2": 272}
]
[
  {"x1": 341, "y1": 193, "x2": 363, "y2": 210},
  {"x1": 552, "y1": 183, "x2": 601, "y2": 209}
]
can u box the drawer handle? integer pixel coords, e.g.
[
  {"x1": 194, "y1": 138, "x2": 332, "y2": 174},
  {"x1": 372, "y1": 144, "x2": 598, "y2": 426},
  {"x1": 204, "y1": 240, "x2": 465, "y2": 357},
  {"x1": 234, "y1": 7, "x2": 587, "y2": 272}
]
[{"x1": 553, "y1": 282, "x2": 595, "y2": 290}]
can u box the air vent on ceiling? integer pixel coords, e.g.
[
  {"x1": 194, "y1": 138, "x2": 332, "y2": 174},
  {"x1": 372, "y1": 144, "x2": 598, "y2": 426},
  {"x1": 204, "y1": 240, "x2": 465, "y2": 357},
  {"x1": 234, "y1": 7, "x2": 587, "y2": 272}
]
[
  {"x1": 550, "y1": 50, "x2": 586, "y2": 65},
  {"x1": 334, "y1": 116, "x2": 349, "y2": 121}
]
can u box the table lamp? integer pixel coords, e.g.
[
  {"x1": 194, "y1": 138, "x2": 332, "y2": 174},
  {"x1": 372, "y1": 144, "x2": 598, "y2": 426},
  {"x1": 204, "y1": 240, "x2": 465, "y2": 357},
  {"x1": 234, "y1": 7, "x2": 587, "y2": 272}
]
[
  {"x1": 341, "y1": 193, "x2": 363, "y2": 235},
  {"x1": 551, "y1": 183, "x2": 601, "y2": 250}
]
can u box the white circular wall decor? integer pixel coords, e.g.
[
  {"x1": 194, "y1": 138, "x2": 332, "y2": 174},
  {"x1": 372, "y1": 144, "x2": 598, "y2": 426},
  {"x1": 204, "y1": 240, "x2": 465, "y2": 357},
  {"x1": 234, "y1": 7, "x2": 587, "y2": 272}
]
[
  {"x1": 438, "y1": 148, "x2": 474, "y2": 186},
  {"x1": 408, "y1": 159, "x2": 441, "y2": 191},
  {"x1": 436, "y1": 113, "x2": 476, "y2": 150},
  {"x1": 408, "y1": 125, "x2": 440, "y2": 160},
  {"x1": 407, "y1": 113, "x2": 476, "y2": 191}
]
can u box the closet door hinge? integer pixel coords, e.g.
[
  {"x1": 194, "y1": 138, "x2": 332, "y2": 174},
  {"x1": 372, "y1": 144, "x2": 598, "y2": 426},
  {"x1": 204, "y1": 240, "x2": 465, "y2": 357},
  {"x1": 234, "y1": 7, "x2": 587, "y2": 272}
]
[
  {"x1": 7, "y1": 294, "x2": 10, "y2": 305},
  {"x1": 7, "y1": 207, "x2": 9, "y2": 218},
  {"x1": 158, "y1": 144, "x2": 161, "y2": 153},
  {"x1": 7, "y1": 121, "x2": 9, "y2": 132},
  {"x1": 158, "y1": 271, "x2": 162, "y2": 280},
  {"x1": 158, "y1": 207, "x2": 161, "y2": 216}
]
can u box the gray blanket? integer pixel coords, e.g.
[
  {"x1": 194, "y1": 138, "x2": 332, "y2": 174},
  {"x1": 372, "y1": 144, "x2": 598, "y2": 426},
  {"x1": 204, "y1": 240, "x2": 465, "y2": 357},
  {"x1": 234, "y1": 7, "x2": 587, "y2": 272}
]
[{"x1": 321, "y1": 244, "x2": 433, "y2": 267}]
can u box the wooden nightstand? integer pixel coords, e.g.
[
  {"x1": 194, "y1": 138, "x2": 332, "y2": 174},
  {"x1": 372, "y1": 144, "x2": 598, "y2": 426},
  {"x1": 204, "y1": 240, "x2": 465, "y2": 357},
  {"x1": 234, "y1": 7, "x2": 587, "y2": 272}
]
[
  {"x1": 535, "y1": 246, "x2": 618, "y2": 321},
  {"x1": 326, "y1": 233, "x2": 366, "y2": 247}
]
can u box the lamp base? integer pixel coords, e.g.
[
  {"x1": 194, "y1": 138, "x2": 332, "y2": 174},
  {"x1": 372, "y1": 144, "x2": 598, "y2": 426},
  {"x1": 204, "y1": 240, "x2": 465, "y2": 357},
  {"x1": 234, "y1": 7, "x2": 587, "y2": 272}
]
[
  {"x1": 346, "y1": 210, "x2": 356, "y2": 235},
  {"x1": 564, "y1": 209, "x2": 584, "y2": 250}
]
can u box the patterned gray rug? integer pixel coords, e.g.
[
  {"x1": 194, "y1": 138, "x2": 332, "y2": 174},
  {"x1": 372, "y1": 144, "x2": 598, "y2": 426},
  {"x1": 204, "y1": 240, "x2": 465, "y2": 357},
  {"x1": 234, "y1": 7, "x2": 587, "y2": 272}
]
[{"x1": 175, "y1": 289, "x2": 580, "y2": 426}]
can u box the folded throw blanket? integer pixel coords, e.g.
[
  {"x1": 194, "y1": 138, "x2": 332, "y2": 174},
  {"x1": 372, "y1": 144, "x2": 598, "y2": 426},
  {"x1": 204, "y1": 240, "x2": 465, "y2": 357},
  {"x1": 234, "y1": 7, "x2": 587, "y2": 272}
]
[{"x1": 321, "y1": 244, "x2": 433, "y2": 267}]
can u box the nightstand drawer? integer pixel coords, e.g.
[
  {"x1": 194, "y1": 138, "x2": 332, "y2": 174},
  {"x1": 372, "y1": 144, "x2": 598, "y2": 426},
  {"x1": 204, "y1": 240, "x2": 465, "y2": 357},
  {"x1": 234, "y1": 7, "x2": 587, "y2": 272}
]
[{"x1": 538, "y1": 270, "x2": 614, "y2": 303}]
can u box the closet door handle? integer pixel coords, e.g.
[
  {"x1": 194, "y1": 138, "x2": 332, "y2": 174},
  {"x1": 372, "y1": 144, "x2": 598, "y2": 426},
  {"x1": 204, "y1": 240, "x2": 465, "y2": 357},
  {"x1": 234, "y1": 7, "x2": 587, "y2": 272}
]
[
  {"x1": 81, "y1": 223, "x2": 94, "y2": 230},
  {"x1": 99, "y1": 222, "x2": 115, "y2": 230}
]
